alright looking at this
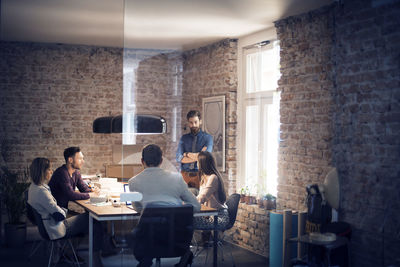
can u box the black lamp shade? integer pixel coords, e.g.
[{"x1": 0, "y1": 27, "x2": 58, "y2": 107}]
[
  {"x1": 93, "y1": 115, "x2": 166, "y2": 134},
  {"x1": 111, "y1": 116, "x2": 122, "y2": 133},
  {"x1": 93, "y1": 116, "x2": 113, "y2": 133},
  {"x1": 136, "y1": 115, "x2": 166, "y2": 134}
]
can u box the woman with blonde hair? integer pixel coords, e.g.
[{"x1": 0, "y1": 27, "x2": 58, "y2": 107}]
[{"x1": 194, "y1": 151, "x2": 229, "y2": 230}]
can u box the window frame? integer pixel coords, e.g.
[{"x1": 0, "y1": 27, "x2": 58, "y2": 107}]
[{"x1": 237, "y1": 35, "x2": 280, "y2": 196}]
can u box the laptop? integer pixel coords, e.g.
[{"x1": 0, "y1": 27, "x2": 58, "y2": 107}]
[
  {"x1": 123, "y1": 184, "x2": 132, "y2": 205},
  {"x1": 123, "y1": 183, "x2": 138, "y2": 210}
]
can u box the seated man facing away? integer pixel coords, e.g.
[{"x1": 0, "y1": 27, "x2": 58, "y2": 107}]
[
  {"x1": 128, "y1": 144, "x2": 201, "y2": 267},
  {"x1": 128, "y1": 144, "x2": 200, "y2": 212}
]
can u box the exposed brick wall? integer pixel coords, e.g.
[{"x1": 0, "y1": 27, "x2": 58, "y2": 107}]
[
  {"x1": 0, "y1": 40, "x2": 238, "y2": 178},
  {"x1": 125, "y1": 40, "x2": 244, "y2": 254},
  {"x1": 128, "y1": 39, "x2": 239, "y2": 174},
  {"x1": 182, "y1": 39, "x2": 238, "y2": 194},
  {"x1": 275, "y1": 6, "x2": 336, "y2": 212},
  {"x1": 0, "y1": 42, "x2": 123, "y2": 175},
  {"x1": 124, "y1": 50, "x2": 184, "y2": 167},
  {"x1": 225, "y1": 203, "x2": 270, "y2": 257},
  {"x1": 276, "y1": 0, "x2": 400, "y2": 265},
  {"x1": 333, "y1": 1, "x2": 400, "y2": 266},
  {"x1": 0, "y1": 40, "x2": 252, "y2": 255},
  {"x1": 181, "y1": 40, "x2": 274, "y2": 257}
]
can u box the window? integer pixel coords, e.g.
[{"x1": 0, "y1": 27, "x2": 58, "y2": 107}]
[{"x1": 239, "y1": 40, "x2": 280, "y2": 197}]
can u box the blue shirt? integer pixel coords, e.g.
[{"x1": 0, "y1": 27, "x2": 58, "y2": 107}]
[{"x1": 176, "y1": 130, "x2": 213, "y2": 172}]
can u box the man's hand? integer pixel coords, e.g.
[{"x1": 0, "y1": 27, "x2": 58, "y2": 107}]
[
  {"x1": 181, "y1": 146, "x2": 207, "y2": 163},
  {"x1": 89, "y1": 191, "x2": 100, "y2": 198},
  {"x1": 187, "y1": 146, "x2": 207, "y2": 159},
  {"x1": 93, "y1": 187, "x2": 101, "y2": 194},
  {"x1": 181, "y1": 155, "x2": 196, "y2": 163}
]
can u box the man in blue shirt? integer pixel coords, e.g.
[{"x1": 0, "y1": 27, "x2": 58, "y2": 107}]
[{"x1": 176, "y1": 110, "x2": 213, "y2": 190}]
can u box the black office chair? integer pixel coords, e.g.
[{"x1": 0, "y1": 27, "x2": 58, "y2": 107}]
[
  {"x1": 131, "y1": 203, "x2": 194, "y2": 267},
  {"x1": 26, "y1": 202, "x2": 48, "y2": 260},
  {"x1": 28, "y1": 203, "x2": 81, "y2": 267},
  {"x1": 202, "y1": 193, "x2": 240, "y2": 266},
  {"x1": 25, "y1": 191, "x2": 46, "y2": 259}
]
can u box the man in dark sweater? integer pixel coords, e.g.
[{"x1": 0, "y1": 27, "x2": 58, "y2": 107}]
[
  {"x1": 49, "y1": 146, "x2": 118, "y2": 258},
  {"x1": 49, "y1": 146, "x2": 92, "y2": 209}
]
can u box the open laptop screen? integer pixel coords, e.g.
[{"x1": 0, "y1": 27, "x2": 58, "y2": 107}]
[{"x1": 123, "y1": 184, "x2": 131, "y2": 205}]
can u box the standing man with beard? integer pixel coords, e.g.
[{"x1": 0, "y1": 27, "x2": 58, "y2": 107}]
[
  {"x1": 49, "y1": 147, "x2": 93, "y2": 210},
  {"x1": 176, "y1": 110, "x2": 213, "y2": 192}
]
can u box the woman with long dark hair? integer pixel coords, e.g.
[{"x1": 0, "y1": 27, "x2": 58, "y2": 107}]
[{"x1": 194, "y1": 151, "x2": 229, "y2": 230}]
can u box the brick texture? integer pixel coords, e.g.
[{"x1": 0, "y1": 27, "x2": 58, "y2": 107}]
[
  {"x1": 333, "y1": 1, "x2": 400, "y2": 265},
  {"x1": 225, "y1": 203, "x2": 271, "y2": 256},
  {"x1": 275, "y1": 0, "x2": 400, "y2": 265},
  {"x1": 2, "y1": 1, "x2": 398, "y2": 263},
  {"x1": 123, "y1": 49, "x2": 184, "y2": 167},
  {"x1": 125, "y1": 39, "x2": 239, "y2": 176},
  {"x1": 275, "y1": 5, "x2": 336, "y2": 212},
  {"x1": 0, "y1": 42, "x2": 123, "y2": 174},
  {"x1": 181, "y1": 39, "x2": 238, "y2": 194},
  {"x1": 0, "y1": 40, "x2": 238, "y2": 179}
]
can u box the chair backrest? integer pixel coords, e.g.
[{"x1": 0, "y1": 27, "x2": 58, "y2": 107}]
[
  {"x1": 25, "y1": 191, "x2": 37, "y2": 226},
  {"x1": 27, "y1": 203, "x2": 51, "y2": 241},
  {"x1": 132, "y1": 203, "x2": 194, "y2": 260},
  {"x1": 225, "y1": 193, "x2": 240, "y2": 230}
]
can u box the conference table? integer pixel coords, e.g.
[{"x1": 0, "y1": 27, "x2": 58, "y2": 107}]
[{"x1": 75, "y1": 200, "x2": 219, "y2": 267}]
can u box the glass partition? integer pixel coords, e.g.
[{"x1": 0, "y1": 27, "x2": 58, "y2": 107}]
[
  {"x1": 94, "y1": 1, "x2": 282, "y2": 265},
  {"x1": 114, "y1": 2, "x2": 186, "y2": 261},
  {"x1": 121, "y1": 0, "x2": 184, "y2": 173}
]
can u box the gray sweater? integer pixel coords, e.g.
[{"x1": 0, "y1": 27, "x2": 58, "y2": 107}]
[{"x1": 128, "y1": 167, "x2": 201, "y2": 212}]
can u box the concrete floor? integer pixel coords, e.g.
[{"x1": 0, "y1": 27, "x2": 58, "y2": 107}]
[
  {"x1": 0, "y1": 219, "x2": 268, "y2": 267},
  {"x1": 0, "y1": 238, "x2": 268, "y2": 267}
]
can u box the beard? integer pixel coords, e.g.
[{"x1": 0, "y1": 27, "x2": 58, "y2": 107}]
[
  {"x1": 190, "y1": 127, "x2": 200, "y2": 134},
  {"x1": 71, "y1": 162, "x2": 81, "y2": 170}
]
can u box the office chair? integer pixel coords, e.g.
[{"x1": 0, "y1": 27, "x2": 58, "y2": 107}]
[
  {"x1": 131, "y1": 203, "x2": 194, "y2": 267},
  {"x1": 28, "y1": 203, "x2": 81, "y2": 267},
  {"x1": 25, "y1": 191, "x2": 46, "y2": 259},
  {"x1": 201, "y1": 193, "x2": 240, "y2": 267},
  {"x1": 26, "y1": 202, "x2": 48, "y2": 260}
]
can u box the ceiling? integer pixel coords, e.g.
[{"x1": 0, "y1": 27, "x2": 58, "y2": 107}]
[{"x1": 1, "y1": 0, "x2": 332, "y2": 50}]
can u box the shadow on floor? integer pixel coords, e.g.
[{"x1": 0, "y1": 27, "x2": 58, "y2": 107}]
[{"x1": 0, "y1": 240, "x2": 268, "y2": 267}]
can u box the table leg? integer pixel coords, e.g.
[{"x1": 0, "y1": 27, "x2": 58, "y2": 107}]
[
  {"x1": 213, "y1": 214, "x2": 218, "y2": 267},
  {"x1": 89, "y1": 213, "x2": 93, "y2": 267}
]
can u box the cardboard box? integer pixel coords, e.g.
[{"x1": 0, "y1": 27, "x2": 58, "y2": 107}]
[{"x1": 106, "y1": 164, "x2": 143, "y2": 179}]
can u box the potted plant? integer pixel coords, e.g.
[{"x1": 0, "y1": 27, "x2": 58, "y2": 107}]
[
  {"x1": 0, "y1": 139, "x2": 30, "y2": 247},
  {"x1": 249, "y1": 195, "x2": 257, "y2": 205},
  {"x1": 239, "y1": 187, "x2": 246, "y2": 203},
  {"x1": 258, "y1": 197, "x2": 264, "y2": 208},
  {"x1": 255, "y1": 184, "x2": 265, "y2": 208},
  {"x1": 249, "y1": 185, "x2": 259, "y2": 205},
  {"x1": 0, "y1": 166, "x2": 30, "y2": 247},
  {"x1": 244, "y1": 186, "x2": 251, "y2": 205}
]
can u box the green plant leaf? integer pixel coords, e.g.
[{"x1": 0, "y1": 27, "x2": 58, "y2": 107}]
[{"x1": 0, "y1": 166, "x2": 30, "y2": 224}]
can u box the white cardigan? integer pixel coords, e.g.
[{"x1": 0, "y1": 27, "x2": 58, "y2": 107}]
[{"x1": 28, "y1": 183, "x2": 67, "y2": 240}]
